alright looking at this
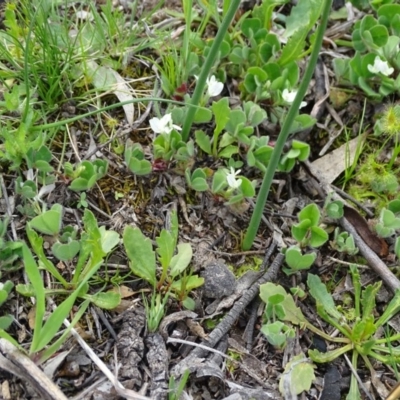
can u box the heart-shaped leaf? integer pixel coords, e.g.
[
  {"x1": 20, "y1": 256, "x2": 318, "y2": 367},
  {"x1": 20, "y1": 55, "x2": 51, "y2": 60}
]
[
  {"x1": 30, "y1": 204, "x2": 63, "y2": 235},
  {"x1": 285, "y1": 246, "x2": 316, "y2": 273},
  {"x1": 52, "y1": 240, "x2": 81, "y2": 261}
]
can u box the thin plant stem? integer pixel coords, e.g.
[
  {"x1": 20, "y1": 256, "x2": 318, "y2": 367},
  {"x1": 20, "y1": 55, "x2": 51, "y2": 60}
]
[
  {"x1": 242, "y1": 0, "x2": 333, "y2": 250},
  {"x1": 181, "y1": 0, "x2": 241, "y2": 142}
]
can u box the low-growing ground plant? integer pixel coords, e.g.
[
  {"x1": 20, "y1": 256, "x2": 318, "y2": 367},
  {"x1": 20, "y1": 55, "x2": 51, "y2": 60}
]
[
  {"x1": 260, "y1": 265, "x2": 400, "y2": 398},
  {"x1": 123, "y1": 210, "x2": 203, "y2": 310}
]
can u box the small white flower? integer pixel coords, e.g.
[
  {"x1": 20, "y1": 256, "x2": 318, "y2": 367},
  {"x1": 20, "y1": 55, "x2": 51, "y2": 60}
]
[
  {"x1": 76, "y1": 10, "x2": 94, "y2": 21},
  {"x1": 226, "y1": 167, "x2": 242, "y2": 190},
  {"x1": 367, "y1": 56, "x2": 394, "y2": 76},
  {"x1": 149, "y1": 113, "x2": 181, "y2": 135},
  {"x1": 282, "y1": 88, "x2": 307, "y2": 109},
  {"x1": 206, "y1": 75, "x2": 224, "y2": 97}
]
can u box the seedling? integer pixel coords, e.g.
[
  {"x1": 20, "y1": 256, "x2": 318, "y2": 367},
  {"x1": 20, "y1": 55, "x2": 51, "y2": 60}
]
[
  {"x1": 331, "y1": 228, "x2": 359, "y2": 255},
  {"x1": 333, "y1": 5, "x2": 400, "y2": 100},
  {"x1": 124, "y1": 140, "x2": 152, "y2": 176},
  {"x1": 185, "y1": 168, "x2": 210, "y2": 192},
  {"x1": 278, "y1": 140, "x2": 310, "y2": 172},
  {"x1": 325, "y1": 200, "x2": 344, "y2": 219},
  {"x1": 375, "y1": 207, "x2": 400, "y2": 238},
  {"x1": 23, "y1": 209, "x2": 120, "y2": 295},
  {"x1": 64, "y1": 159, "x2": 108, "y2": 192},
  {"x1": 291, "y1": 203, "x2": 329, "y2": 248},
  {"x1": 123, "y1": 210, "x2": 203, "y2": 309},
  {"x1": 283, "y1": 246, "x2": 316, "y2": 275}
]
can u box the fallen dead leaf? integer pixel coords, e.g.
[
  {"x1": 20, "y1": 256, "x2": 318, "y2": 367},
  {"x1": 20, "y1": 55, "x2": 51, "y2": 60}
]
[{"x1": 311, "y1": 134, "x2": 365, "y2": 184}]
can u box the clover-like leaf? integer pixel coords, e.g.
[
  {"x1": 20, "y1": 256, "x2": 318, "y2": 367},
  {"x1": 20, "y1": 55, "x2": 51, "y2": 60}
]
[
  {"x1": 326, "y1": 200, "x2": 344, "y2": 219},
  {"x1": 291, "y1": 219, "x2": 312, "y2": 243},
  {"x1": 261, "y1": 321, "x2": 291, "y2": 348},
  {"x1": 30, "y1": 204, "x2": 63, "y2": 235},
  {"x1": 309, "y1": 226, "x2": 329, "y2": 248},
  {"x1": 284, "y1": 246, "x2": 316, "y2": 273},
  {"x1": 52, "y1": 240, "x2": 80, "y2": 261},
  {"x1": 298, "y1": 203, "x2": 320, "y2": 226}
]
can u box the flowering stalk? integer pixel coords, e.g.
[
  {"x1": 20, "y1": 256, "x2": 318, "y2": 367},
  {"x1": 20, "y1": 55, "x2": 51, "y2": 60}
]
[
  {"x1": 242, "y1": 0, "x2": 333, "y2": 250},
  {"x1": 181, "y1": 0, "x2": 241, "y2": 142}
]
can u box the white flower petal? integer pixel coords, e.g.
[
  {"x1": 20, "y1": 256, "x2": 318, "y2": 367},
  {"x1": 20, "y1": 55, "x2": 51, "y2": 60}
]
[
  {"x1": 149, "y1": 117, "x2": 164, "y2": 133},
  {"x1": 368, "y1": 56, "x2": 394, "y2": 76},
  {"x1": 76, "y1": 10, "x2": 94, "y2": 21},
  {"x1": 226, "y1": 167, "x2": 242, "y2": 189},
  {"x1": 282, "y1": 88, "x2": 296, "y2": 103},
  {"x1": 207, "y1": 75, "x2": 224, "y2": 97},
  {"x1": 282, "y1": 88, "x2": 307, "y2": 108},
  {"x1": 149, "y1": 113, "x2": 181, "y2": 135}
]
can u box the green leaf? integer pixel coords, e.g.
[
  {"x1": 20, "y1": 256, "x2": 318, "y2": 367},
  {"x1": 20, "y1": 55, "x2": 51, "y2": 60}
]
[
  {"x1": 309, "y1": 226, "x2": 329, "y2": 248},
  {"x1": 279, "y1": 353, "x2": 316, "y2": 396},
  {"x1": 21, "y1": 243, "x2": 45, "y2": 350},
  {"x1": 241, "y1": 18, "x2": 261, "y2": 38},
  {"x1": 218, "y1": 145, "x2": 239, "y2": 158},
  {"x1": 212, "y1": 97, "x2": 230, "y2": 137},
  {"x1": 182, "y1": 296, "x2": 196, "y2": 310},
  {"x1": 195, "y1": 130, "x2": 212, "y2": 154},
  {"x1": 191, "y1": 177, "x2": 209, "y2": 191},
  {"x1": 99, "y1": 227, "x2": 120, "y2": 253},
  {"x1": 169, "y1": 243, "x2": 193, "y2": 278},
  {"x1": 51, "y1": 240, "x2": 80, "y2": 261},
  {"x1": 123, "y1": 226, "x2": 156, "y2": 287},
  {"x1": 239, "y1": 177, "x2": 255, "y2": 197},
  {"x1": 375, "y1": 288, "x2": 400, "y2": 328},
  {"x1": 298, "y1": 203, "x2": 320, "y2": 226},
  {"x1": 33, "y1": 256, "x2": 104, "y2": 353},
  {"x1": 361, "y1": 282, "x2": 381, "y2": 321},
  {"x1": 225, "y1": 109, "x2": 246, "y2": 134},
  {"x1": 244, "y1": 101, "x2": 267, "y2": 126},
  {"x1": 26, "y1": 225, "x2": 68, "y2": 286},
  {"x1": 292, "y1": 140, "x2": 310, "y2": 161},
  {"x1": 285, "y1": 247, "x2": 316, "y2": 272},
  {"x1": 194, "y1": 107, "x2": 212, "y2": 123},
  {"x1": 260, "y1": 283, "x2": 308, "y2": 326},
  {"x1": 352, "y1": 317, "x2": 376, "y2": 343},
  {"x1": 211, "y1": 169, "x2": 228, "y2": 193},
  {"x1": 171, "y1": 275, "x2": 204, "y2": 292},
  {"x1": 326, "y1": 200, "x2": 344, "y2": 219},
  {"x1": 381, "y1": 208, "x2": 400, "y2": 229},
  {"x1": 16, "y1": 284, "x2": 35, "y2": 296},
  {"x1": 30, "y1": 204, "x2": 63, "y2": 235},
  {"x1": 88, "y1": 291, "x2": 121, "y2": 309},
  {"x1": 38, "y1": 300, "x2": 90, "y2": 364},
  {"x1": 261, "y1": 321, "x2": 289, "y2": 348},
  {"x1": 279, "y1": 29, "x2": 309, "y2": 65},
  {"x1": 156, "y1": 229, "x2": 175, "y2": 270},
  {"x1": 368, "y1": 24, "x2": 388, "y2": 47},
  {"x1": 0, "y1": 315, "x2": 13, "y2": 330},
  {"x1": 291, "y1": 219, "x2": 312, "y2": 242},
  {"x1": 307, "y1": 274, "x2": 342, "y2": 320},
  {"x1": 284, "y1": 0, "x2": 324, "y2": 38},
  {"x1": 309, "y1": 343, "x2": 353, "y2": 363}
]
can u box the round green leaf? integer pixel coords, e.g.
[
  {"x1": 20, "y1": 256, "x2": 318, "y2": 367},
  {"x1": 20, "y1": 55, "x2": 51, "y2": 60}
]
[{"x1": 52, "y1": 240, "x2": 81, "y2": 261}]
